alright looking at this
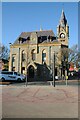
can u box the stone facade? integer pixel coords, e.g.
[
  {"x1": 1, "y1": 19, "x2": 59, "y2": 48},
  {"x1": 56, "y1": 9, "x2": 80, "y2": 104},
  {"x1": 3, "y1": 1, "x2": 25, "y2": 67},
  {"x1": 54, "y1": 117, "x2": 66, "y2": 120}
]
[{"x1": 9, "y1": 10, "x2": 69, "y2": 81}]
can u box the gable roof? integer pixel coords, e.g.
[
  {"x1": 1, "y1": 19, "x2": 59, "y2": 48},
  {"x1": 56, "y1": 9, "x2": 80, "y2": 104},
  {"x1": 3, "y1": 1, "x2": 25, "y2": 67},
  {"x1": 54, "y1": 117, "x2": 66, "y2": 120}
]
[{"x1": 13, "y1": 30, "x2": 55, "y2": 44}]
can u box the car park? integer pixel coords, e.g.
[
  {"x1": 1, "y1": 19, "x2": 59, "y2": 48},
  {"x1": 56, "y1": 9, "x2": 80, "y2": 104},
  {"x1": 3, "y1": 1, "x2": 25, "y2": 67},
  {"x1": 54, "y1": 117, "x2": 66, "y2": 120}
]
[{"x1": 0, "y1": 71, "x2": 26, "y2": 82}]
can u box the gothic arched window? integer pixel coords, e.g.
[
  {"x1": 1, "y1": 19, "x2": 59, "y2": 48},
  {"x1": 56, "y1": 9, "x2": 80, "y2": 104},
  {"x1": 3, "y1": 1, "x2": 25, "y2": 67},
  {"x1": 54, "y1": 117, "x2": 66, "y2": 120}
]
[
  {"x1": 31, "y1": 49, "x2": 36, "y2": 61},
  {"x1": 22, "y1": 50, "x2": 26, "y2": 61},
  {"x1": 12, "y1": 54, "x2": 16, "y2": 71}
]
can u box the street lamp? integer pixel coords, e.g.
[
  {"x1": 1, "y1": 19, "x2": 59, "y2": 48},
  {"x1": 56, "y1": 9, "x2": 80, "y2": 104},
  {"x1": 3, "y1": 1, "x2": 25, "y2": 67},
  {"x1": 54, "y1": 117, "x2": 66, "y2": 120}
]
[
  {"x1": 53, "y1": 51, "x2": 55, "y2": 87},
  {"x1": 25, "y1": 68, "x2": 28, "y2": 86},
  {"x1": 9, "y1": 43, "x2": 13, "y2": 71},
  {"x1": 25, "y1": 53, "x2": 28, "y2": 87},
  {"x1": 25, "y1": 40, "x2": 30, "y2": 86}
]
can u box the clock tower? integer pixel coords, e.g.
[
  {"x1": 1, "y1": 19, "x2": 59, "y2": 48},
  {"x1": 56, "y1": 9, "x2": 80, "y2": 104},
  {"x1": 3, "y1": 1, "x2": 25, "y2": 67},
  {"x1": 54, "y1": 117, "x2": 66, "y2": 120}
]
[{"x1": 57, "y1": 9, "x2": 69, "y2": 46}]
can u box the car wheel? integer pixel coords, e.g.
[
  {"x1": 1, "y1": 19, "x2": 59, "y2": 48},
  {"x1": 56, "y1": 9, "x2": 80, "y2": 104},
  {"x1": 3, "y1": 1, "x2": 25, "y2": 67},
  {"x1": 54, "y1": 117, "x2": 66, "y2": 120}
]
[
  {"x1": 17, "y1": 78, "x2": 21, "y2": 82},
  {"x1": 1, "y1": 78, "x2": 5, "y2": 82}
]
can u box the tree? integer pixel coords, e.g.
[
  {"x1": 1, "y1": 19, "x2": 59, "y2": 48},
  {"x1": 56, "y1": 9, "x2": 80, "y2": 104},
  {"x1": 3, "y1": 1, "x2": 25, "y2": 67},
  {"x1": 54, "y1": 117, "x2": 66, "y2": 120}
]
[
  {"x1": 0, "y1": 43, "x2": 10, "y2": 60},
  {"x1": 68, "y1": 45, "x2": 78, "y2": 64},
  {"x1": 61, "y1": 44, "x2": 80, "y2": 69}
]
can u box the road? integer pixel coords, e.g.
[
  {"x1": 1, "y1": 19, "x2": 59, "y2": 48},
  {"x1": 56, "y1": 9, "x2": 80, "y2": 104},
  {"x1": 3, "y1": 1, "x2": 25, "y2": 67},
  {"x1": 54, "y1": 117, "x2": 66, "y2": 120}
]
[{"x1": 1, "y1": 81, "x2": 79, "y2": 119}]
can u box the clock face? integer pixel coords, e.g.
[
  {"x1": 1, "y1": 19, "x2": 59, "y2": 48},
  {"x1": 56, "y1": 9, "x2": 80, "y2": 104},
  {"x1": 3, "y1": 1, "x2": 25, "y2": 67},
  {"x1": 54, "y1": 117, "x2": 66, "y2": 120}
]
[{"x1": 61, "y1": 33, "x2": 65, "y2": 38}]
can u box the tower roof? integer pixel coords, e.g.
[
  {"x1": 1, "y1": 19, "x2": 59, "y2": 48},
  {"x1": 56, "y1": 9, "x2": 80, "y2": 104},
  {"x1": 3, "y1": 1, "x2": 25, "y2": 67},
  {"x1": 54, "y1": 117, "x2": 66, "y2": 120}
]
[{"x1": 59, "y1": 9, "x2": 67, "y2": 27}]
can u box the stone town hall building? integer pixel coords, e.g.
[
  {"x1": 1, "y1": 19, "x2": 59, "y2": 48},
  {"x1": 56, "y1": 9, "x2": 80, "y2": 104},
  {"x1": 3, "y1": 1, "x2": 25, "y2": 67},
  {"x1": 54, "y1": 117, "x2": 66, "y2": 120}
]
[{"x1": 9, "y1": 10, "x2": 69, "y2": 81}]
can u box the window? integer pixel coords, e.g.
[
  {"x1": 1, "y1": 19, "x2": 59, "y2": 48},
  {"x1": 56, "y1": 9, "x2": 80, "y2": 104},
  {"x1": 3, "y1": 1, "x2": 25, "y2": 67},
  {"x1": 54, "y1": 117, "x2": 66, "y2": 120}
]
[
  {"x1": 12, "y1": 67, "x2": 15, "y2": 71},
  {"x1": 31, "y1": 49, "x2": 36, "y2": 61},
  {"x1": 12, "y1": 55, "x2": 16, "y2": 69},
  {"x1": 2, "y1": 71, "x2": 13, "y2": 75},
  {"x1": 22, "y1": 50, "x2": 26, "y2": 61},
  {"x1": 21, "y1": 67, "x2": 25, "y2": 74},
  {"x1": 42, "y1": 50, "x2": 46, "y2": 63},
  {"x1": 9, "y1": 72, "x2": 13, "y2": 75},
  {"x1": 12, "y1": 56, "x2": 15, "y2": 62},
  {"x1": 14, "y1": 72, "x2": 17, "y2": 75},
  {"x1": 2, "y1": 71, "x2": 8, "y2": 74},
  {"x1": 61, "y1": 40, "x2": 65, "y2": 42}
]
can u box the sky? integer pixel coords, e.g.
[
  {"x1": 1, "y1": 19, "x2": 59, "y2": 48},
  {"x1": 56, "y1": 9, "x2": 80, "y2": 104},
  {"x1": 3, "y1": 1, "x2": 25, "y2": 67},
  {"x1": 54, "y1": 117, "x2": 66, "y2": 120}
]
[
  {"x1": 2, "y1": 2, "x2": 78, "y2": 48},
  {"x1": 78, "y1": 2, "x2": 80, "y2": 52}
]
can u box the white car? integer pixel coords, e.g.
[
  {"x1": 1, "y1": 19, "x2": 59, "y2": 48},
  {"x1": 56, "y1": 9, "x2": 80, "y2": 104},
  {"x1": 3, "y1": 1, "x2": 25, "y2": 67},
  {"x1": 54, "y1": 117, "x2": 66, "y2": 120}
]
[{"x1": 0, "y1": 71, "x2": 26, "y2": 82}]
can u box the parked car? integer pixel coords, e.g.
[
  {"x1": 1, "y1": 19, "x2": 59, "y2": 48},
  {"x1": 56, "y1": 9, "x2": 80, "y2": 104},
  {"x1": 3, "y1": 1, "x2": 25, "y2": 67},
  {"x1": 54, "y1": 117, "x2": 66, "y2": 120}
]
[{"x1": 0, "y1": 71, "x2": 26, "y2": 82}]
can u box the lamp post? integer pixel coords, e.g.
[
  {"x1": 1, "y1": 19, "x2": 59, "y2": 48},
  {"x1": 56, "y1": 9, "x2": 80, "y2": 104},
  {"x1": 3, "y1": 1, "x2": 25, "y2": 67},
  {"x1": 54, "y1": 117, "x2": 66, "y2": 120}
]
[
  {"x1": 9, "y1": 43, "x2": 12, "y2": 71},
  {"x1": 43, "y1": 57, "x2": 46, "y2": 80},
  {"x1": 25, "y1": 40, "x2": 30, "y2": 86},
  {"x1": 25, "y1": 68, "x2": 28, "y2": 86},
  {"x1": 53, "y1": 51, "x2": 55, "y2": 87},
  {"x1": 25, "y1": 53, "x2": 28, "y2": 86},
  {"x1": 25, "y1": 52, "x2": 28, "y2": 87}
]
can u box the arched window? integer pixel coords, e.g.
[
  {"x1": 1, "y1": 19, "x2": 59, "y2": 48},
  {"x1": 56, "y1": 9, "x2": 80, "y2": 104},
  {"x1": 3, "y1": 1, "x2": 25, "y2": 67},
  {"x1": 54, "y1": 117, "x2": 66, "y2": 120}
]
[
  {"x1": 42, "y1": 49, "x2": 46, "y2": 63},
  {"x1": 31, "y1": 49, "x2": 36, "y2": 61},
  {"x1": 12, "y1": 54, "x2": 16, "y2": 71},
  {"x1": 12, "y1": 56, "x2": 15, "y2": 63},
  {"x1": 21, "y1": 50, "x2": 26, "y2": 74},
  {"x1": 22, "y1": 50, "x2": 26, "y2": 61}
]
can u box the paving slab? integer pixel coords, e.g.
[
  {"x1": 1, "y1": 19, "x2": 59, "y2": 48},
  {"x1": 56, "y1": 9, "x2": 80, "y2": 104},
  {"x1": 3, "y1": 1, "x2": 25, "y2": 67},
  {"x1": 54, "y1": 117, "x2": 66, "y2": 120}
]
[{"x1": 1, "y1": 85, "x2": 79, "y2": 118}]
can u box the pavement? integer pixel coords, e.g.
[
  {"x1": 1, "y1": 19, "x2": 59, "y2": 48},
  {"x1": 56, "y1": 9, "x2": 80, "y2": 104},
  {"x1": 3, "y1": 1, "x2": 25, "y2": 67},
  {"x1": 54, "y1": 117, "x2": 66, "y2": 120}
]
[
  {"x1": 1, "y1": 81, "x2": 79, "y2": 119},
  {"x1": 0, "y1": 82, "x2": 11, "y2": 85},
  {"x1": 0, "y1": 79, "x2": 79, "y2": 86}
]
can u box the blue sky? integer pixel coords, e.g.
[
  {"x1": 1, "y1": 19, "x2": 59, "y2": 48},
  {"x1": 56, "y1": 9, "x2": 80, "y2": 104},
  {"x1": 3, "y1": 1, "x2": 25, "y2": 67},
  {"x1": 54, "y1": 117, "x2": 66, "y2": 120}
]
[{"x1": 2, "y1": 2, "x2": 78, "y2": 48}]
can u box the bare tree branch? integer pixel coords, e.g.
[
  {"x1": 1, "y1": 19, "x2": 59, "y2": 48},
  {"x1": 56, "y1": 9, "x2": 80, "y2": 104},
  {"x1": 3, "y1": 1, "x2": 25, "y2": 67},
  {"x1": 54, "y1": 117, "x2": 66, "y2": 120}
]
[{"x1": 0, "y1": 44, "x2": 10, "y2": 60}]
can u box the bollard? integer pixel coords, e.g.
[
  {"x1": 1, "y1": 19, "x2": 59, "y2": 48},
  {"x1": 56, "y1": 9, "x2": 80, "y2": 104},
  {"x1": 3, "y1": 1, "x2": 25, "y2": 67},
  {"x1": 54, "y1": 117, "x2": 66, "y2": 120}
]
[{"x1": 66, "y1": 76, "x2": 68, "y2": 86}]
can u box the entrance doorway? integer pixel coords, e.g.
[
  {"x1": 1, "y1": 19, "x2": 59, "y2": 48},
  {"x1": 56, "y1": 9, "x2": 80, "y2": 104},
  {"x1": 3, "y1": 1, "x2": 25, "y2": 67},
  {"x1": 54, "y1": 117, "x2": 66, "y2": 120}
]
[{"x1": 28, "y1": 65, "x2": 34, "y2": 78}]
